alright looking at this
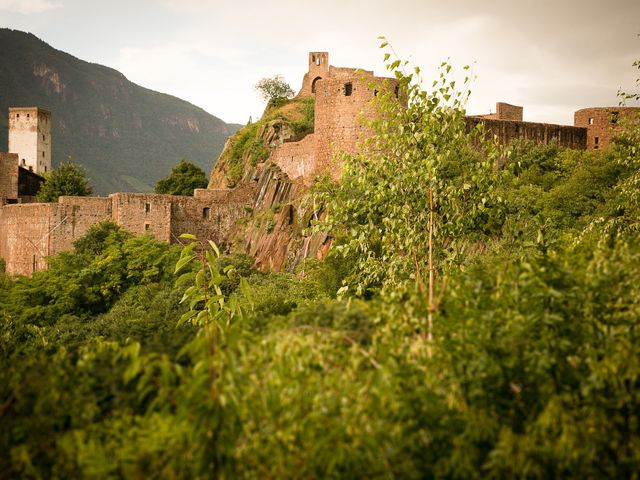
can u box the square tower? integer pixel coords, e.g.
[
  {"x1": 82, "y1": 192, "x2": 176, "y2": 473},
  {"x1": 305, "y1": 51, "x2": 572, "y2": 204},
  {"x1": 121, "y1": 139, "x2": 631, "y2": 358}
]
[
  {"x1": 309, "y1": 52, "x2": 329, "y2": 75},
  {"x1": 8, "y1": 107, "x2": 52, "y2": 175}
]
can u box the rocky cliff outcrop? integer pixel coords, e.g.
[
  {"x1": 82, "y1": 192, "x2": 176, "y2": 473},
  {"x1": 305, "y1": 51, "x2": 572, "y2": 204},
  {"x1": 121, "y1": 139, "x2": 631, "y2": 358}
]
[{"x1": 208, "y1": 97, "x2": 330, "y2": 272}]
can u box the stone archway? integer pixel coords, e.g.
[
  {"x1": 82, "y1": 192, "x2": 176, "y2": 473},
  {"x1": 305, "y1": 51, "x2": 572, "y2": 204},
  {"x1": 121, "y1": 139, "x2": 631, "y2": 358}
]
[{"x1": 311, "y1": 76, "x2": 322, "y2": 94}]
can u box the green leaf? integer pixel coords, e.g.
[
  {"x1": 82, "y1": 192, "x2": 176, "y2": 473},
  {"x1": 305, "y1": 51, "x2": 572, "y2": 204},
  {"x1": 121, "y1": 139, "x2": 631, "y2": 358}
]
[
  {"x1": 174, "y1": 254, "x2": 196, "y2": 274},
  {"x1": 175, "y1": 271, "x2": 195, "y2": 286},
  {"x1": 208, "y1": 240, "x2": 220, "y2": 257}
]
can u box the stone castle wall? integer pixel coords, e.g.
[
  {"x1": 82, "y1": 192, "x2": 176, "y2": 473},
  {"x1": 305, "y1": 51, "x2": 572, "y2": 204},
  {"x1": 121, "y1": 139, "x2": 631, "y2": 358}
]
[
  {"x1": 0, "y1": 153, "x2": 19, "y2": 202},
  {"x1": 477, "y1": 102, "x2": 524, "y2": 122},
  {"x1": 0, "y1": 203, "x2": 57, "y2": 274},
  {"x1": 275, "y1": 55, "x2": 395, "y2": 184},
  {"x1": 466, "y1": 117, "x2": 587, "y2": 150},
  {"x1": 0, "y1": 190, "x2": 252, "y2": 276},
  {"x1": 111, "y1": 193, "x2": 173, "y2": 242},
  {"x1": 270, "y1": 134, "x2": 318, "y2": 184},
  {"x1": 3, "y1": 52, "x2": 638, "y2": 276},
  {"x1": 54, "y1": 196, "x2": 114, "y2": 252},
  {"x1": 574, "y1": 107, "x2": 640, "y2": 150},
  {"x1": 313, "y1": 75, "x2": 380, "y2": 179}
]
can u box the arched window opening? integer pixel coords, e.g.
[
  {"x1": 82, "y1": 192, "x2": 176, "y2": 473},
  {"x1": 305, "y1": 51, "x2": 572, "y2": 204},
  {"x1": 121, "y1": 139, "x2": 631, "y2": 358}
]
[{"x1": 311, "y1": 76, "x2": 322, "y2": 94}]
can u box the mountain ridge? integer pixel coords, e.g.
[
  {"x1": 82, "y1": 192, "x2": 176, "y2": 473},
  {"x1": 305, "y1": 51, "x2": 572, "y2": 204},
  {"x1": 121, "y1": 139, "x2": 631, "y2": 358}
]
[{"x1": 0, "y1": 28, "x2": 241, "y2": 194}]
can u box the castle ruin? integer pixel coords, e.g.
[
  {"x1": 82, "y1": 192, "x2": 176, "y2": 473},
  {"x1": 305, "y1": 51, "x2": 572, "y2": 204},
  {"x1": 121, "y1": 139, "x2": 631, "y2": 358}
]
[
  {"x1": 1, "y1": 52, "x2": 638, "y2": 276},
  {"x1": 269, "y1": 52, "x2": 397, "y2": 184}
]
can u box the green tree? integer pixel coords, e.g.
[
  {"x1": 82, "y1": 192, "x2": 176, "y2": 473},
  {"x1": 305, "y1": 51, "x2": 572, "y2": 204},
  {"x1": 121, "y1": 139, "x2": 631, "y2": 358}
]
[
  {"x1": 316, "y1": 39, "x2": 504, "y2": 341},
  {"x1": 255, "y1": 75, "x2": 295, "y2": 105},
  {"x1": 36, "y1": 161, "x2": 92, "y2": 202},
  {"x1": 154, "y1": 160, "x2": 208, "y2": 195}
]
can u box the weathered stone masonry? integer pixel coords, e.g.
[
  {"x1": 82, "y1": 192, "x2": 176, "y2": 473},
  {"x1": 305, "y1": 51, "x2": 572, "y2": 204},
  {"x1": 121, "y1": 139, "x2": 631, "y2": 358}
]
[
  {"x1": 574, "y1": 107, "x2": 640, "y2": 150},
  {"x1": 0, "y1": 189, "x2": 252, "y2": 276},
  {"x1": 271, "y1": 52, "x2": 394, "y2": 185},
  {"x1": 1, "y1": 52, "x2": 639, "y2": 276}
]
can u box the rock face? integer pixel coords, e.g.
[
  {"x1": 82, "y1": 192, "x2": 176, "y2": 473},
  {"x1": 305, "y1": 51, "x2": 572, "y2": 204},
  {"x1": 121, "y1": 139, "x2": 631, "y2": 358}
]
[
  {"x1": 230, "y1": 161, "x2": 332, "y2": 272},
  {"x1": 207, "y1": 105, "x2": 332, "y2": 272},
  {"x1": 208, "y1": 119, "x2": 297, "y2": 190}
]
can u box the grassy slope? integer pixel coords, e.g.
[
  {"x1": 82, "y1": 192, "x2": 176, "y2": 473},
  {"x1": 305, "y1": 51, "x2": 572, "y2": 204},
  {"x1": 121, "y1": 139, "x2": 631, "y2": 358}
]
[{"x1": 210, "y1": 96, "x2": 314, "y2": 187}]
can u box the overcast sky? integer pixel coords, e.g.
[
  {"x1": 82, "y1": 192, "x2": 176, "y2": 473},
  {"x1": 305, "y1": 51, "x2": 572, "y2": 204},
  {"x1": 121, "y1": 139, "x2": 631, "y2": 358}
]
[{"x1": 1, "y1": 0, "x2": 639, "y2": 125}]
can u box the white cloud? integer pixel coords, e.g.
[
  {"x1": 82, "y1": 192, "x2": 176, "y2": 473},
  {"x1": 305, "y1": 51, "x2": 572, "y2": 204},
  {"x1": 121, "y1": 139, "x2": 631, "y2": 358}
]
[
  {"x1": 61, "y1": 0, "x2": 640, "y2": 125},
  {"x1": 0, "y1": 0, "x2": 62, "y2": 14}
]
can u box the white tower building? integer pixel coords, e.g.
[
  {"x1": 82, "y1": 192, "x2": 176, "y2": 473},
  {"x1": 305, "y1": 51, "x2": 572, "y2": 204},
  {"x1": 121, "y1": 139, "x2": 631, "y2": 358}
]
[{"x1": 8, "y1": 107, "x2": 52, "y2": 175}]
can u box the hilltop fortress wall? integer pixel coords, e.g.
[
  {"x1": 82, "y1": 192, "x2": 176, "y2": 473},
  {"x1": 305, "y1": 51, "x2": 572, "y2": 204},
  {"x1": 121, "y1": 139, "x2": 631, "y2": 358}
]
[
  {"x1": 273, "y1": 54, "x2": 394, "y2": 184},
  {"x1": 1, "y1": 52, "x2": 639, "y2": 276},
  {"x1": 466, "y1": 116, "x2": 588, "y2": 150},
  {"x1": 0, "y1": 190, "x2": 252, "y2": 276}
]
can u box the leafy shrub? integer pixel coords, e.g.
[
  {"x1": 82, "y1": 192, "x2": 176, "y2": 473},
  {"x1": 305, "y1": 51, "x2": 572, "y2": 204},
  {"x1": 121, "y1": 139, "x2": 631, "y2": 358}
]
[
  {"x1": 154, "y1": 160, "x2": 208, "y2": 195},
  {"x1": 36, "y1": 161, "x2": 93, "y2": 202}
]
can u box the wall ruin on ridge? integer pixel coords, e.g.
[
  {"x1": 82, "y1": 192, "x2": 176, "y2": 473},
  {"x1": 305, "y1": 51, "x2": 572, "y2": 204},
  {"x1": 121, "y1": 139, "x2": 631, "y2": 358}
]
[
  {"x1": 0, "y1": 190, "x2": 253, "y2": 276},
  {"x1": 272, "y1": 52, "x2": 395, "y2": 185},
  {"x1": 3, "y1": 52, "x2": 640, "y2": 276},
  {"x1": 575, "y1": 107, "x2": 640, "y2": 150}
]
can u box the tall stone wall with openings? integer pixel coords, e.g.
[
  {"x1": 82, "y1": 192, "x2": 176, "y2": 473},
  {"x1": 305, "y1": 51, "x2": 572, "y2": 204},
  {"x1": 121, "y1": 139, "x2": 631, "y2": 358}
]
[
  {"x1": 110, "y1": 193, "x2": 174, "y2": 242},
  {"x1": 8, "y1": 107, "x2": 52, "y2": 175},
  {"x1": 0, "y1": 189, "x2": 253, "y2": 276},
  {"x1": 0, "y1": 196, "x2": 113, "y2": 275},
  {"x1": 313, "y1": 75, "x2": 380, "y2": 179},
  {"x1": 574, "y1": 107, "x2": 640, "y2": 150}
]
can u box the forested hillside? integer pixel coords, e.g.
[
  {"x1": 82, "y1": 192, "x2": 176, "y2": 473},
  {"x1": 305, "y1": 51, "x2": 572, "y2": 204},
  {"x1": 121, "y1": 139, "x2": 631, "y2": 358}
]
[
  {"x1": 0, "y1": 29, "x2": 240, "y2": 194},
  {"x1": 1, "y1": 49, "x2": 639, "y2": 478}
]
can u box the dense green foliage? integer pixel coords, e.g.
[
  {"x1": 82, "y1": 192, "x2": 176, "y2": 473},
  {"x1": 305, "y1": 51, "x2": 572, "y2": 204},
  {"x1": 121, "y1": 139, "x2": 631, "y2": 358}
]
[
  {"x1": 2, "y1": 47, "x2": 640, "y2": 478},
  {"x1": 36, "y1": 160, "x2": 93, "y2": 201},
  {"x1": 154, "y1": 160, "x2": 209, "y2": 195},
  {"x1": 0, "y1": 28, "x2": 240, "y2": 194}
]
